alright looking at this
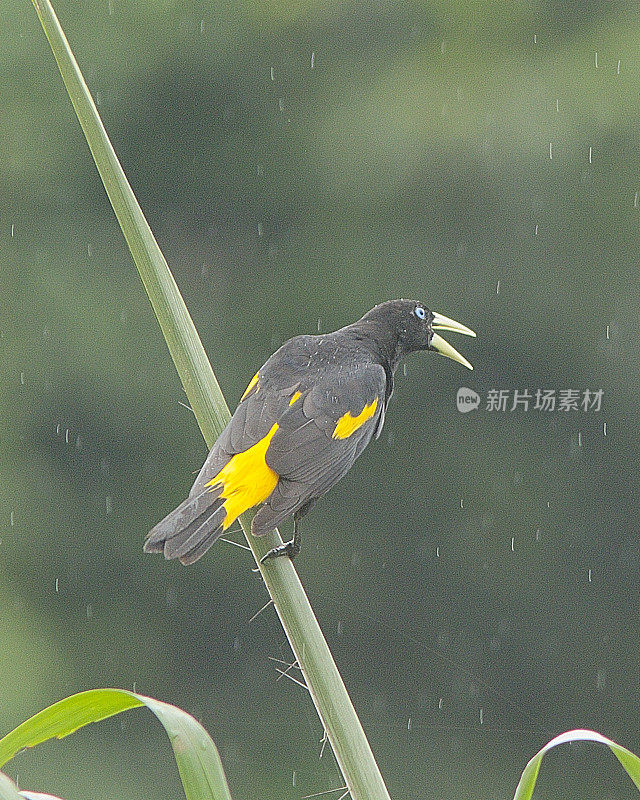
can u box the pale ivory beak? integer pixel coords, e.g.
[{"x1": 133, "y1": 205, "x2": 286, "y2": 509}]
[{"x1": 430, "y1": 312, "x2": 476, "y2": 370}]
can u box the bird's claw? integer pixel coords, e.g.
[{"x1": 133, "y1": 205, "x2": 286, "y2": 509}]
[{"x1": 260, "y1": 538, "x2": 300, "y2": 563}]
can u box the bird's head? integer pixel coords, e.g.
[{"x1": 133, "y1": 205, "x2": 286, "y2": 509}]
[{"x1": 360, "y1": 299, "x2": 476, "y2": 370}]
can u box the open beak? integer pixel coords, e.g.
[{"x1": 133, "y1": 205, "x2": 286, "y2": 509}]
[{"x1": 430, "y1": 312, "x2": 476, "y2": 371}]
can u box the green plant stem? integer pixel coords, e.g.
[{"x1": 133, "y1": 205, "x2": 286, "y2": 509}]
[{"x1": 31, "y1": 1, "x2": 392, "y2": 797}]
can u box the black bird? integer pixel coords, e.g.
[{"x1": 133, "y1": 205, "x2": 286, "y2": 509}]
[{"x1": 145, "y1": 299, "x2": 475, "y2": 565}]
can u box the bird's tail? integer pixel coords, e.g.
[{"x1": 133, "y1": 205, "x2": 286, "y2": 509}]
[{"x1": 144, "y1": 485, "x2": 227, "y2": 565}]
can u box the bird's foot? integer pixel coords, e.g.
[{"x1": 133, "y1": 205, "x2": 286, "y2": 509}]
[{"x1": 260, "y1": 537, "x2": 301, "y2": 563}]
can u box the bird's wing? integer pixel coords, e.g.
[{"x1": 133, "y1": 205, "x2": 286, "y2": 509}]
[
  {"x1": 251, "y1": 362, "x2": 387, "y2": 534},
  {"x1": 187, "y1": 335, "x2": 318, "y2": 498},
  {"x1": 147, "y1": 338, "x2": 315, "y2": 564}
]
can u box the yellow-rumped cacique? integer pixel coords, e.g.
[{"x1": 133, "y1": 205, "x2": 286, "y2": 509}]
[{"x1": 145, "y1": 299, "x2": 475, "y2": 565}]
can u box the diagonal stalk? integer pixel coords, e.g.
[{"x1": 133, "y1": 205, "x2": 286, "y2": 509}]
[{"x1": 30, "y1": 1, "x2": 392, "y2": 798}]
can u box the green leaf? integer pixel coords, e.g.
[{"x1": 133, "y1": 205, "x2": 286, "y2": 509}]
[
  {"x1": 0, "y1": 773, "x2": 27, "y2": 800},
  {"x1": 0, "y1": 771, "x2": 68, "y2": 800},
  {"x1": 513, "y1": 728, "x2": 640, "y2": 800},
  {"x1": 0, "y1": 689, "x2": 232, "y2": 800}
]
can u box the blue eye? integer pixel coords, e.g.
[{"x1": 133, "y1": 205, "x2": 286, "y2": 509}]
[{"x1": 414, "y1": 306, "x2": 426, "y2": 320}]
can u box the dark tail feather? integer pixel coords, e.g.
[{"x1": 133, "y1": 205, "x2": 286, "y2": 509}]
[{"x1": 144, "y1": 487, "x2": 227, "y2": 565}]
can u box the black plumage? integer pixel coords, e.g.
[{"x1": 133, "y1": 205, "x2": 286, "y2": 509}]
[{"x1": 145, "y1": 299, "x2": 475, "y2": 565}]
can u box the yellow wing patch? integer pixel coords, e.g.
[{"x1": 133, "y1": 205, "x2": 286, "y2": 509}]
[
  {"x1": 205, "y1": 423, "x2": 279, "y2": 530},
  {"x1": 241, "y1": 371, "x2": 259, "y2": 401},
  {"x1": 332, "y1": 398, "x2": 378, "y2": 440},
  {"x1": 289, "y1": 390, "x2": 302, "y2": 405}
]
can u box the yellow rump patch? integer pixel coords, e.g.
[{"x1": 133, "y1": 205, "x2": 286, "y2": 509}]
[
  {"x1": 205, "y1": 423, "x2": 279, "y2": 530},
  {"x1": 241, "y1": 371, "x2": 259, "y2": 401},
  {"x1": 289, "y1": 390, "x2": 302, "y2": 405},
  {"x1": 332, "y1": 398, "x2": 378, "y2": 440}
]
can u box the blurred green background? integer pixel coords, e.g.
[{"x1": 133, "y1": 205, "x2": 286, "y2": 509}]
[{"x1": 2, "y1": 0, "x2": 640, "y2": 797}]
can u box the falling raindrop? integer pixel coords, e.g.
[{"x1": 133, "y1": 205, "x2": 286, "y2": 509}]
[
  {"x1": 634, "y1": 192, "x2": 638, "y2": 209},
  {"x1": 87, "y1": 243, "x2": 93, "y2": 257},
  {"x1": 555, "y1": 98, "x2": 559, "y2": 113},
  {"x1": 479, "y1": 708, "x2": 484, "y2": 724},
  {"x1": 403, "y1": 364, "x2": 407, "y2": 376},
  {"x1": 132, "y1": 682, "x2": 137, "y2": 693},
  {"x1": 55, "y1": 578, "x2": 59, "y2": 593},
  {"x1": 310, "y1": 51, "x2": 315, "y2": 69},
  {"x1": 10, "y1": 510, "x2": 15, "y2": 527},
  {"x1": 589, "y1": 147, "x2": 592, "y2": 164},
  {"x1": 270, "y1": 67, "x2": 275, "y2": 81},
  {"x1": 578, "y1": 432, "x2": 582, "y2": 447},
  {"x1": 200, "y1": 20, "x2": 204, "y2": 33},
  {"x1": 278, "y1": 98, "x2": 285, "y2": 112},
  {"x1": 440, "y1": 40, "x2": 446, "y2": 54},
  {"x1": 533, "y1": 34, "x2": 537, "y2": 44},
  {"x1": 603, "y1": 422, "x2": 607, "y2": 436},
  {"x1": 549, "y1": 142, "x2": 553, "y2": 160},
  {"x1": 534, "y1": 224, "x2": 539, "y2": 235},
  {"x1": 535, "y1": 529, "x2": 541, "y2": 541},
  {"x1": 438, "y1": 698, "x2": 443, "y2": 709},
  {"x1": 292, "y1": 772, "x2": 296, "y2": 788},
  {"x1": 617, "y1": 60, "x2": 621, "y2": 75},
  {"x1": 407, "y1": 718, "x2": 412, "y2": 731},
  {"x1": 317, "y1": 318, "x2": 321, "y2": 332},
  {"x1": 594, "y1": 51, "x2": 598, "y2": 68},
  {"x1": 86, "y1": 604, "x2": 93, "y2": 619},
  {"x1": 20, "y1": 372, "x2": 25, "y2": 385},
  {"x1": 588, "y1": 568, "x2": 592, "y2": 583},
  {"x1": 511, "y1": 537, "x2": 514, "y2": 552},
  {"x1": 337, "y1": 620, "x2": 343, "y2": 635},
  {"x1": 436, "y1": 546, "x2": 440, "y2": 557},
  {"x1": 65, "y1": 428, "x2": 70, "y2": 444},
  {"x1": 257, "y1": 223, "x2": 263, "y2": 237},
  {"x1": 606, "y1": 325, "x2": 610, "y2": 339},
  {"x1": 496, "y1": 280, "x2": 500, "y2": 295},
  {"x1": 460, "y1": 498, "x2": 464, "y2": 509},
  {"x1": 10, "y1": 224, "x2": 14, "y2": 237},
  {"x1": 106, "y1": 496, "x2": 113, "y2": 514}
]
